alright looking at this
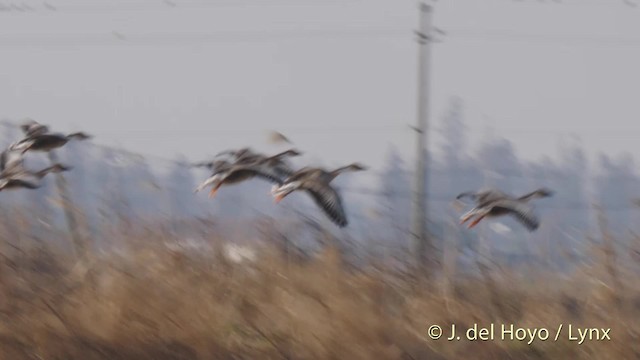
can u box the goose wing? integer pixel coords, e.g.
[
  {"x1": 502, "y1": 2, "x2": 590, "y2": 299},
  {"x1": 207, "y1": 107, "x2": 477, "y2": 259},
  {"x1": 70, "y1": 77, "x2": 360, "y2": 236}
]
[
  {"x1": 490, "y1": 199, "x2": 541, "y2": 231},
  {"x1": 265, "y1": 159, "x2": 296, "y2": 181},
  {"x1": 303, "y1": 181, "x2": 348, "y2": 228},
  {"x1": 21, "y1": 122, "x2": 49, "y2": 137},
  {"x1": 0, "y1": 148, "x2": 24, "y2": 172},
  {"x1": 222, "y1": 163, "x2": 286, "y2": 185},
  {"x1": 0, "y1": 169, "x2": 38, "y2": 185},
  {"x1": 244, "y1": 162, "x2": 288, "y2": 185},
  {"x1": 192, "y1": 160, "x2": 229, "y2": 172},
  {"x1": 458, "y1": 189, "x2": 511, "y2": 206},
  {"x1": 6, "y1": 178, "x2": 40, "y2": 189}
]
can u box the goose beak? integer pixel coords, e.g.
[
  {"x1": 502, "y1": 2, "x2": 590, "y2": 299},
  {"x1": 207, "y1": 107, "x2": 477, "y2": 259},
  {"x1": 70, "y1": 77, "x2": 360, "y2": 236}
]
[
  {"x1": 274, "y1": 194, "x2": 284, "y2": 204},
  {"x1": 208, "y1": 188, "x2": 218, "y2": 198}
]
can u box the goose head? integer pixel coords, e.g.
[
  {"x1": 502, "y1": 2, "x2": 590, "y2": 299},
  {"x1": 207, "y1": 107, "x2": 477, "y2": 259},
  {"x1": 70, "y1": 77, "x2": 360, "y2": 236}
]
[
  {"x1": 348, "y1": 163, "x2": 367, "y2": 171},
  {"x1": 535, "y1": 188, "x2": 554, "y2": 198}
]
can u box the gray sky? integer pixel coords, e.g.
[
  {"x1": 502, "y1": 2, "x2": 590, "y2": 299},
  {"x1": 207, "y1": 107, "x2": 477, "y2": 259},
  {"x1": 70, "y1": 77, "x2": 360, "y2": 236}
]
[{"x1": 1, "y1": 0, "x2": 640, "y2": 174}]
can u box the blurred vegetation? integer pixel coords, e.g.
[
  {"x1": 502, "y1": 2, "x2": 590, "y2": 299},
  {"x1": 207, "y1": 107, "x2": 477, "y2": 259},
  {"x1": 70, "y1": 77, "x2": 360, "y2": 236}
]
[{"x1": 0, "y1": 207, "x2": 639, "y2": 360}]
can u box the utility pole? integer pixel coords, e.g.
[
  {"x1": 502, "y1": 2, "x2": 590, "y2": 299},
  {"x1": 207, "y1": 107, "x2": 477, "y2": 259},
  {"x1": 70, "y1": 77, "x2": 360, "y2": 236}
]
[{"x1": 411, "y1": 1, "x2": 433, "y2": 274}]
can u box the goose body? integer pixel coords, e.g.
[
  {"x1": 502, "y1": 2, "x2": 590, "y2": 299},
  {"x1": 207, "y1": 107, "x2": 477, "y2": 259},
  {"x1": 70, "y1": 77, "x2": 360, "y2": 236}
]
[
  {"x1": 271, "y1": 163, "x2": 367, "y2": 228},
  {"x1": 14, "y1": 132, "x2": 91, "y2": 153},
  {"x1": 455, "y1": 188, "x2": 553, "y2": 231},
  {"x1": 194, "y1": 149, "x2": 301, "y2": 198}
]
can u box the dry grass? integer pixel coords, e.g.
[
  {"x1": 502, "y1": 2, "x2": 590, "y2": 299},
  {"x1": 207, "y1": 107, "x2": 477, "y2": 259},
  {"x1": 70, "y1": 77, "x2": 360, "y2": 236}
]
[{"x1": 0, "y1": 217, "x2": 639, "y2": 360}]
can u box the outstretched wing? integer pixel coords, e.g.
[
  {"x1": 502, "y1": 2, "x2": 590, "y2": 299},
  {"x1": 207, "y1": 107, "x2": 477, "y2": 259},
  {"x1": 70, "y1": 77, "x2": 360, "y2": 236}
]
[
  {"x1": 245, "y1": 163, "x2": 289, "y2": 185},
  {"x1": 2, "y1": 178, "x2": 40, "y2": 190},
  {"x1": 304, "y1": 182, "x2": 348, "y2": 228},
  {"x1": 192, "y1": 160, "x2": 229, "y2": 172},
  {"x1": 491, "y1": 199, "x2": 541, "y2": 232},
  {"x1": 0, "y1": 148, "x2": 24, "y2": 172},
  {"x1": 21, "y1": 122, "x2": 49, "y2": 137},
  {"x1": 219, "y1": 163, "x2": 285, "y2": 186},
  {"x1": 457, "y1": 189, "x2": 511, "y2": 206}
]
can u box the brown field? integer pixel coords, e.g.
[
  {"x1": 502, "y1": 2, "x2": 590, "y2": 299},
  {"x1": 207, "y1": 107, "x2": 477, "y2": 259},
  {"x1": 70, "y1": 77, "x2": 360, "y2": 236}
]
[{"x1": 1, "y1": 214, "x2": 639, "y2": 360}]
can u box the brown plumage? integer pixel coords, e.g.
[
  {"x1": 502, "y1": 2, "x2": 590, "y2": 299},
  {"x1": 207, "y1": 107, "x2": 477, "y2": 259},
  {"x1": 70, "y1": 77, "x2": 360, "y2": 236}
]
[
  {"x1": 194, "y1": 149, "x2": 302, "y2": 198},
  {"x1": 14, "y1": 132, "x2": 91, "y2": 153},
  {"x1": 271, "y1": 163, "x2": 367, "y2": 228},
  {"x1": 455, "y1": 188, "x2": 553, "y2": 231}
]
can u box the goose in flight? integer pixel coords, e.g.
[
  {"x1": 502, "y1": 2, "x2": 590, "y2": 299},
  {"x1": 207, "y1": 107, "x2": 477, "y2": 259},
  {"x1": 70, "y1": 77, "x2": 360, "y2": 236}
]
[
  {"x1": 0, "y1": 162, "x2": 71, "y2": 191},
  {"x1": 194, "y1": 149, "x2": 301, "y2": 198},
  {"x1": 13, "y1": 131, "x2": 91, "y2": 153},
  {"x1": 455, "y1": 188, "x2": 553, "y2": 231},
  {"x1": 271, "y1": 163, "x2": 367, "y2": 228}
]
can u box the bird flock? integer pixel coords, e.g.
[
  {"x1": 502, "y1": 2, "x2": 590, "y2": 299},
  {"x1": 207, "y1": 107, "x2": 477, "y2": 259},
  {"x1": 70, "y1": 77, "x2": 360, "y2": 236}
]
[
  {"x1": 0, "y1": 120, "x2": 91, "y2": 191},
  {"x1": 191, "y1": 147, "x2": 367, "y2": 228},
  {"x1": 1, "y1": 120, "x2": 555, "y2": 232}
]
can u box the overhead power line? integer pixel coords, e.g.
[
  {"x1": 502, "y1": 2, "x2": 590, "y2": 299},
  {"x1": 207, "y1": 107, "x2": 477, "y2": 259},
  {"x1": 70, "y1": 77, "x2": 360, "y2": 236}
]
[
  {"x1": 0, "y1": 0, "x2": 635, "y2": 14},
  {"x1": 1, "y1": 28, "x2": 640, "y2": 48},
  {"x1": 0, "y1": 0, "x2": 363, "y2": 14},
  {"x1": 445, "y1": 29, "x2": 640, "y2": 47},
  {"x1": 0, "y1": 29, "x2": 408, "y2": 48}
]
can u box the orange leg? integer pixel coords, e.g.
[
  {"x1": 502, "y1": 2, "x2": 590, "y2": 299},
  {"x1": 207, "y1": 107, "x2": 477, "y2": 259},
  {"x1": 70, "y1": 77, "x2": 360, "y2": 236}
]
[
  {"x1": 208, "y1": 184, "x2": 222, "y2": 198},
  {"x1": 460, "y1": 211, "x2": 475, "y2": 224},
  {"x1": 468, "y1": 214, "x2": 486, "y2": 229}
]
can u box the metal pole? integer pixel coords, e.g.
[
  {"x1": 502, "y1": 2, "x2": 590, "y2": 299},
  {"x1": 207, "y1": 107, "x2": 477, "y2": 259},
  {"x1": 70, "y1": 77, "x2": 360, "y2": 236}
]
[{"x1": 411, "y1": 2, "x2": 433, "y2": 273}]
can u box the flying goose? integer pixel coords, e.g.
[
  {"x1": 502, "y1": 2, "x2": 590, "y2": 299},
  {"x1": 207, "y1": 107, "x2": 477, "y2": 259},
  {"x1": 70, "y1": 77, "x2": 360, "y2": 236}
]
[
  {"x1": 13, "y1": 131, "x2": 91, "y2": 153},
  {"x1": 270, "y1": 163, "x2": 367, "y2": 228},
  {"x1": 455, "y1": 188, "x2": 553, "y2": 231},
  {"x1": 0, "y1": 163, "x2": 71, "y2": 191},
  {"x1": 194, "y1": 149, "x2": 301, "y2": 198}
]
